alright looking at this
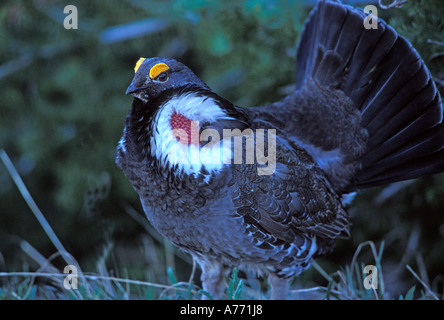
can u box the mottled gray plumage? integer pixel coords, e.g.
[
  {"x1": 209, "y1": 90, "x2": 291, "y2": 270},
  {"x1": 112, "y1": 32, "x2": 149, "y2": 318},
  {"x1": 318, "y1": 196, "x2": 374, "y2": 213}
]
[{"x1": 116, "y1": 0, "x2": 444, "y2": 299}]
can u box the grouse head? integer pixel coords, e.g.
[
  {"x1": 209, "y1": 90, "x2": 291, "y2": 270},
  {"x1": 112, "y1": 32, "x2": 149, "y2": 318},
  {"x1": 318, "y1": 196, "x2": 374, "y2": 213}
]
[
  {"x1": 122, "y1": 57, "x2": 250, "y2": 176},
  {"x1": 126, "y1": 57, "x2": 210, "y2": 103}
]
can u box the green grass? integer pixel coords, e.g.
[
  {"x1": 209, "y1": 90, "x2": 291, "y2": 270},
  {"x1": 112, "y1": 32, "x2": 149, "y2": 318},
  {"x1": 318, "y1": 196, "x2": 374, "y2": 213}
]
[{"x1": 0, "y1": 242, "x2": 440, "y2": 300}]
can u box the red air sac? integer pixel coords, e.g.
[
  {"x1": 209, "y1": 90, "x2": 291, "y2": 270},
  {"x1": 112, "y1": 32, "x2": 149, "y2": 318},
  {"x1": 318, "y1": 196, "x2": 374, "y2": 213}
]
[{"x1": 170, "y1": 111, "x2": 200, "y2": 146}]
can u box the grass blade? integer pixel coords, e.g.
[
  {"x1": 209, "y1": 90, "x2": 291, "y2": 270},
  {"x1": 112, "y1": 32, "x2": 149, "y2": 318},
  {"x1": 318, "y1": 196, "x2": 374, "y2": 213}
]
[{"x1": 0, "y1": 150, "x2": 72, "y2": 267}]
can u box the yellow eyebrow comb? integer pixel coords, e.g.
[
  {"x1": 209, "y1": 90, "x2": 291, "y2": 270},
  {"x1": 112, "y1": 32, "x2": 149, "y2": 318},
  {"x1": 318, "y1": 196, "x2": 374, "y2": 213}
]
[
  {"x1": 134, "y1": 57, "x2": 146, "y2": 73},
  {"x1": 149, "y1": 63, "x2": 170, "y2": 79}
]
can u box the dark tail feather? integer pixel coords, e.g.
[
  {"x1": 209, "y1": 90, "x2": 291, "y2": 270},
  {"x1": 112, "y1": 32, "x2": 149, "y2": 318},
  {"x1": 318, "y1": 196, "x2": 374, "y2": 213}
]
[{"x1": 296, "y1": 0, "x2": 444, "y2": 190}]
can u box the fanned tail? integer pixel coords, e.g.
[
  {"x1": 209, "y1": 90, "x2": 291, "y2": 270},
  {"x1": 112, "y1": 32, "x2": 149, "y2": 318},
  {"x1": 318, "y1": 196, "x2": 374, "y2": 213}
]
[{"x1": 295, "y1": 0, "x2": 444, "y2": 191}]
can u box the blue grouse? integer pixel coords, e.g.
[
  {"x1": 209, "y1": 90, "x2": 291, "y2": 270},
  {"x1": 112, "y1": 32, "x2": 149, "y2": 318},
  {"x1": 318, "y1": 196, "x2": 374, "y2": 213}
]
[{"x1": 116, "y1": 0, "x2": 444, "y2": 299}]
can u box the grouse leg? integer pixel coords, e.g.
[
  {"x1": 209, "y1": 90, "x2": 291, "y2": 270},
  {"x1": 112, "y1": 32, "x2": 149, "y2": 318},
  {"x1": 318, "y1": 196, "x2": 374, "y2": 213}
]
[
  {"x1": 199, "y1": 260, "x2": 226, "y2": 300},
  {"x1": 269, "y1": 273, "x2": 289, "y2": 300}
]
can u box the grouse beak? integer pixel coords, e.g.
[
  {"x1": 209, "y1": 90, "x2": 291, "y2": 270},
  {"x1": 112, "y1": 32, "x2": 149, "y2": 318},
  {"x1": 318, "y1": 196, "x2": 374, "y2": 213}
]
[
  {"x1": 126, "y1": 82, "x2": 147, "y2": 96},
  {"x1": 126, "y1": 83, "x2": 150, "y2": 102}
]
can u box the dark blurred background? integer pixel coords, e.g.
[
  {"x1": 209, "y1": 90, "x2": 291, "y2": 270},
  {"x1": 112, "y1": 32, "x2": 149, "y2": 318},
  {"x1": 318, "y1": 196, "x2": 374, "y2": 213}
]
[{"x1": 1, "y1": 0, "x2": 443, "y2": 298}]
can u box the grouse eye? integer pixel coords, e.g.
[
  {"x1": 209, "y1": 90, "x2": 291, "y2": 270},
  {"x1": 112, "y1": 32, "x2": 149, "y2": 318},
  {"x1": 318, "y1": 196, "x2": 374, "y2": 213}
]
[{"x1": 157, "y1": 72, "x2": 168, "y2": 82}]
